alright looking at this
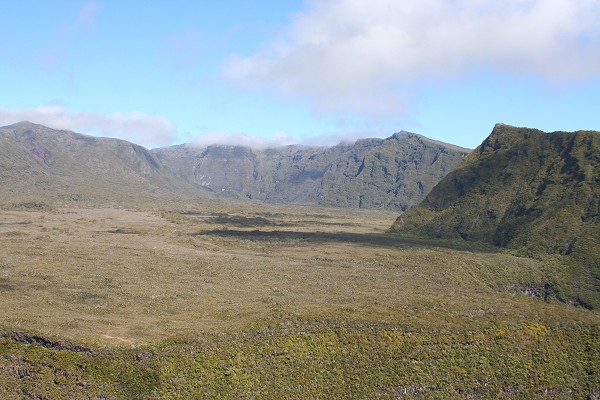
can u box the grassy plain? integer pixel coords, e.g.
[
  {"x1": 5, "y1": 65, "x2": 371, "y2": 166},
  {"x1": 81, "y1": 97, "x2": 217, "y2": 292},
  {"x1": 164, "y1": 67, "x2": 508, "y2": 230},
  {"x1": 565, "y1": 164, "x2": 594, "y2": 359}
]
[{"x1": 0, "y1": 201, "x2": 598, "y2": 398}]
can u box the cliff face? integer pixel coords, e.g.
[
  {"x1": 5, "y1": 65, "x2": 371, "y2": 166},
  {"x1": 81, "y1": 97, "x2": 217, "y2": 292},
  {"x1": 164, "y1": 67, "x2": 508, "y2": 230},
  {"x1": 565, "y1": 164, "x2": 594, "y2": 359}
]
[
  {"x1": 390, "y1": 124, "x2": 600, "y2": 308},
  {"x1": 154, "y1": 132, "x2": 470, "y2": 210}
]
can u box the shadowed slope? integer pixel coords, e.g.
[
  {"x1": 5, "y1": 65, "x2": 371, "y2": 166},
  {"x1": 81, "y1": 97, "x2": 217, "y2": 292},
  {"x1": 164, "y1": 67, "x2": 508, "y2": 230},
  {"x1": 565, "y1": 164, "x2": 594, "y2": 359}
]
[{"x1": 391, "y1": 123, "x2": 600, "y2": 308}]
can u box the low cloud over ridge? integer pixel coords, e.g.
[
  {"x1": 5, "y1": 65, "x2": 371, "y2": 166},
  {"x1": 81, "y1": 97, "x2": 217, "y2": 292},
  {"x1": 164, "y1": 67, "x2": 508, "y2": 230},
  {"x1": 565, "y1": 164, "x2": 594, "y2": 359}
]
[
  {"x1": 190, "y1": 131, "x2": 298, "y2": 149},
  {"x1": 225, "y1": 0, "x2": 600, "y2": 118},
  {"x1": 0, "y1": 106, "x2": 177, "y2": 147}
]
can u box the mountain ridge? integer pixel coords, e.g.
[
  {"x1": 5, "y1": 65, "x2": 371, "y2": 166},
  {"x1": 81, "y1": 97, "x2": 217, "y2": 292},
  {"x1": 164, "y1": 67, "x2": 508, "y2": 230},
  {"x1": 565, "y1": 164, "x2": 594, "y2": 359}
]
[
  {"x1": 1, "y1": 121, "x2": 470, "y2": 210},
  {"x1": 0, "y1": 121, "x2": 209, "y2": 207},
  {"x1": 390, "y1": 123, "x2": 600, "y2": 308},
  {"x1": 154, "y1": 131, "x2": 471, "y2": 210}
]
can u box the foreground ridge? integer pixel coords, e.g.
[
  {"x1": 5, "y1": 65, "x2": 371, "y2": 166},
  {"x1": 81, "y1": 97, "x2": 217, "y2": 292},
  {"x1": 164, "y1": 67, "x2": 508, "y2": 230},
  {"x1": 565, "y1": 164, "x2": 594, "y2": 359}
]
[{"x1": 391, "y1": 123, "x2": 600, "y2": 308}]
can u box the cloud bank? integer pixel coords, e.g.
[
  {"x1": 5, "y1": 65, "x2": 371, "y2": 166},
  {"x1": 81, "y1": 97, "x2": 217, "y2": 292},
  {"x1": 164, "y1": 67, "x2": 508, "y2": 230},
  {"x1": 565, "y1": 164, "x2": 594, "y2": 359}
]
[
  {"x1": 0, "y1": 106, "x2": 177, "y2": 147},
  {"x1": 225, "y1": 0, "x2": 600, "y2": 117},
  {"x1": 189, "y1": 128, "x2": 391, "y2": 149},
  {"x1": 191, "y1": 131, "x2": 298, "y2": 149}
]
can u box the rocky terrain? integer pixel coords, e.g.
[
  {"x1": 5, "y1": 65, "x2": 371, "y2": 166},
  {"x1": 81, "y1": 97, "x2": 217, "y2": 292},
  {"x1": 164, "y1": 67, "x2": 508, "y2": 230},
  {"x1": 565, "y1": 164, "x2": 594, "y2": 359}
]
[
  {"x1": 154, "y1": 132, "x2": 470, "y2": 210},
  {"x1": 0, "y1": 122, "x2": 469, "y2": 211}
]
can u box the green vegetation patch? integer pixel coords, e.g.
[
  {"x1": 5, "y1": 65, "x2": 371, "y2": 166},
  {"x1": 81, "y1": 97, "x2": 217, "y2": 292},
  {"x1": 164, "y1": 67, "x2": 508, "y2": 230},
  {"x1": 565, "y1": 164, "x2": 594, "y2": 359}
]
[
  {"x1": 392, "y1": 125, "x2": 600, "y2": 309},
  {"x1": 1, "y1": 323, "x2": 598, "y2": 399}
]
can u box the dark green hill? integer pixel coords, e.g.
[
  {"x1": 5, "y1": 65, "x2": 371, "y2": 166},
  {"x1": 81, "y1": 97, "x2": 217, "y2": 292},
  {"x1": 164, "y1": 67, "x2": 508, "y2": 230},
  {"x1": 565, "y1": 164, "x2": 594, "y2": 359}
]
[
  {"x1": 0, "y1": 121, "x2": 207, "y2": 207},
  {"x1": 391, "y1": 123, "x2": 600, "y2": 308},
  {"x1": 154, "y1": 132, "x2": 470, "y2": 210}
]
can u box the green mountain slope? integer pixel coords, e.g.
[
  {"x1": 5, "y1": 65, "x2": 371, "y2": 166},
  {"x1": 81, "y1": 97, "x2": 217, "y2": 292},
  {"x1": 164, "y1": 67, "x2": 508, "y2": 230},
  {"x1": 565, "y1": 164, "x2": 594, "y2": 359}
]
[
  {"x1": 154, "y1": 132, "x2": 470, "y2": 210},
  {"x1": 391, "y1": 123, "x2": 600, "y2": 308},
  {"x1": 0, "y1": 122, "x2": 207, "y2": 207}
]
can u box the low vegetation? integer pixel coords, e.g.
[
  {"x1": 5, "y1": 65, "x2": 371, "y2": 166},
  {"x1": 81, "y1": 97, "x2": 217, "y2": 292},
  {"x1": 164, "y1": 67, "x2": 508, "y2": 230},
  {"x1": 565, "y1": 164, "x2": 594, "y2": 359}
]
[
  {"x1": 2, "y1": 322, "x2": 598, "y2": 399},
  {"x1": 392, "y1": 124, "x2": 600, "y2": 309},
  {"x1": 1, "y1": 202, "x2": 598, "y2": 398}
]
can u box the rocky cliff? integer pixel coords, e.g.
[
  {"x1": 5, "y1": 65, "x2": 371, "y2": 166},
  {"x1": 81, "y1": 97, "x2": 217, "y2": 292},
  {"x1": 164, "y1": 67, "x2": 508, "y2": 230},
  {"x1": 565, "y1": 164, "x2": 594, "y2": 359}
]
[{"x1": 154, "y1": 132, "x2": 470, "y2": 210}]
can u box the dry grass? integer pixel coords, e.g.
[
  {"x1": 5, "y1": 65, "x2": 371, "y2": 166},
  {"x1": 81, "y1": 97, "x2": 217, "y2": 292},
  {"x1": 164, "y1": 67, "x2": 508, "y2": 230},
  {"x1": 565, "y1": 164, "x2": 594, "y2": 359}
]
[
  {"x1": 1, "y1": 202, "x2": 597, "y2": 347},
  {"x1": 1, "y1": 202, "x2": 599, "y2": 398}
]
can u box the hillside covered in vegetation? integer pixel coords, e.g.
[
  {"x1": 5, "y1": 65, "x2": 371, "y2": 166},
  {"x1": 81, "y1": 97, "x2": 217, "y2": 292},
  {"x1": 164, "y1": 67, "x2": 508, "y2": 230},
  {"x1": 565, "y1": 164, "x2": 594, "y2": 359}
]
[{"x1": 391, "y1": 124, "x2": 600, "y2": 308}]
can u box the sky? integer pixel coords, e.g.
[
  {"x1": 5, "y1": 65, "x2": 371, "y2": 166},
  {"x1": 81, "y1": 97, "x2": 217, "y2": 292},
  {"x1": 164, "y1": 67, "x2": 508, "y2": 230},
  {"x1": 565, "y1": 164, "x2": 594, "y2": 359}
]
[{"x1": 1, "y1": 0, "x2": 599, "y2": 149}]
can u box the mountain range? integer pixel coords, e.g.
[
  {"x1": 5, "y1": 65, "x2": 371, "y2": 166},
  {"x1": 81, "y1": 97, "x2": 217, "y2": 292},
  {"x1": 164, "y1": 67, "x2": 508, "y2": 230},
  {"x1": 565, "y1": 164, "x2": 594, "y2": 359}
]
[
  {"x1": 0, "y1": 121, "x2": 469, "y2": 210},
  {"x1": 0, "y1": 121, "x2": 207, "y2": 207},
  {"x1": 154, "y1": 133, "x2": 470, "y2": 210},
  {"x1": 4, "y1": 120, "x2": 597, "y2": 307}
]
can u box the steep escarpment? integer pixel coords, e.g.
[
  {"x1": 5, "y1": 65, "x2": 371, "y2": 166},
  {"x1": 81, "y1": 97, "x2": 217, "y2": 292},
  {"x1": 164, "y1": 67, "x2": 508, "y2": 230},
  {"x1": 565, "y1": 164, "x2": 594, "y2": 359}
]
[{"x1": 154, "y1": 132, "x2": 470, "y2": 210}]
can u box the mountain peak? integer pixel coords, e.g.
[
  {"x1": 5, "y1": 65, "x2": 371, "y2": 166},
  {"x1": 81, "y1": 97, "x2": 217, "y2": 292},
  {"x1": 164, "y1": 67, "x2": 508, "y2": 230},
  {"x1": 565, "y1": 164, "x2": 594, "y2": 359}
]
[
  {"x1": 1, "y1": 121, "x2": 74, "y2": 138},
  {"x1": 389, "y1": 131, "x2": 471, "y2": 153},
  {"x1": 155, "y1": 130, "x2": 470, "y2": 210},
  {"x1": 390, "y1": 130, "x2": 418, "y2": 140},
  {"x1": 9, "y1": 120, "x2": 38, "y2": 126},
  {"x1": 0, "y1": 121, "x2": 206, "y2": 206},
  {"x1": 5, "y1": 121, "x2": 53, "y2": 130}
]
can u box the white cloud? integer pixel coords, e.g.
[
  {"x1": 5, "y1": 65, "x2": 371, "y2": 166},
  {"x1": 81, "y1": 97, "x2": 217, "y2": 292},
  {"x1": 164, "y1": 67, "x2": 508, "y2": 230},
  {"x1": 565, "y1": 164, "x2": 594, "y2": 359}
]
[
  {"x1": 189, "y1": 128, "x2": 392, "y2": 149},
  {"x1": 224, "y1": 0, "x2": 600, "y2": 117},
  {"x1": 191, "y1": 131, "x2": 298, "y2": 149},
  {"x1": 0, "y1": 106, "x2": 177, "y2": 147},
  {"x1": 299, "y1": 130, "x2": 386, "y2": 147}
]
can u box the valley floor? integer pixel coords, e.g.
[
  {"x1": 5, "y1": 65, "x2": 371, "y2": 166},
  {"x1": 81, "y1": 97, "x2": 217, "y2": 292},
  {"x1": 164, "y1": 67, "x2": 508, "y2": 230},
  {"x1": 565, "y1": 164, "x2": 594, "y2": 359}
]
[{"x1": 0, "y1": 202, "x2": 598, "y2": 398}]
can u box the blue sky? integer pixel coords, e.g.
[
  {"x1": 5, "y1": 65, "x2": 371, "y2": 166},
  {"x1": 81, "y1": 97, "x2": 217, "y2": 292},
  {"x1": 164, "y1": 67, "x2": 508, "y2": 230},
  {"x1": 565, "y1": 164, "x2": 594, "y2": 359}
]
[{"x1": 1, "y1": 0, "x2": 599, "y2": 149}]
